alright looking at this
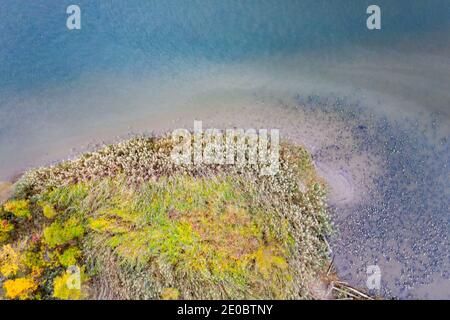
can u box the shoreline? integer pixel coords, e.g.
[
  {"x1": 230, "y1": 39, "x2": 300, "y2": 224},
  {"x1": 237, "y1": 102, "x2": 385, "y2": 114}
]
[
  {"x1": 1, "y1": 95, "x2": 448, "y2": 299},
  {"x1": 0, "y1": 182, "x2": 13, "y2": 205}
]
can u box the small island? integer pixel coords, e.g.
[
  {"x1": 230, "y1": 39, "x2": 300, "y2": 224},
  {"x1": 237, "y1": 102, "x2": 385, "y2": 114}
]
[{"x1": 0, "y1": 136, "x2": 367, "y2": 300}]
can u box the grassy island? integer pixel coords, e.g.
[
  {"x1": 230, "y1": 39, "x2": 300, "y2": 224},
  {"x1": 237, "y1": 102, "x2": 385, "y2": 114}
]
[{"x1": 0, "y1": 136, "x2": 343, "y2": 300}]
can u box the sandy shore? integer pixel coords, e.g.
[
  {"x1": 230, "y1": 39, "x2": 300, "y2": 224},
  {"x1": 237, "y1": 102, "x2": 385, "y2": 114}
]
[{"x1": 0, "y1": 181, "x2": 13, "y2": 205}]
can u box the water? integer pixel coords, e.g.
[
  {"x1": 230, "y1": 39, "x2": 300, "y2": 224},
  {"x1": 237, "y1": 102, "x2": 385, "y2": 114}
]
[{"x1": 0, "y1": 0, "x2": 449, "y2": 298}]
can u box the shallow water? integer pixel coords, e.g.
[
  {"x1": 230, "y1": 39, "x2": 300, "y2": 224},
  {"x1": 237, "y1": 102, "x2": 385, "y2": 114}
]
[{"x1": 0, "y1": 1, "x2": 449, "y2": 298}]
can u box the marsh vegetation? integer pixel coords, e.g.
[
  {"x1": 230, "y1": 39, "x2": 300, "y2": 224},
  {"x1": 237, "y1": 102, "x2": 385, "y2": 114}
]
[{"x1": 0, "y1": 136, "x2": 359, "y2": 300}]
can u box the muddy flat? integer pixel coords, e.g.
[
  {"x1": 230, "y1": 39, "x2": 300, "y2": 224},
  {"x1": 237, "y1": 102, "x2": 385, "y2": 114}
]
[{"x1": 0, "y1": 182, "x2": 12, "y2": 205}]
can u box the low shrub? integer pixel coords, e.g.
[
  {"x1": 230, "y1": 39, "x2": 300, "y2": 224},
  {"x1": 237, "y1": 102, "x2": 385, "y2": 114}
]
[
  {"x1": 40, "y1": 202, "x2": 58, "y2": 219},
  {"x1": 3, "y1": 277, "x2": 37, "y2": 299},
  {"x1": 0, "y1": 244, "x2": 21, "y2": 277},
  {"x1": 0, "y1": 219, "x2": 14, "y2": 243},
  {"x1": 43, "y1": 218, "x2": 85, "y2": 248},
  {"x1": 3, "y1": 200, "x2": 31, "y2": 219},
  {"x1": 58, "y1": 247, "x2": 82, "y2": 268}
]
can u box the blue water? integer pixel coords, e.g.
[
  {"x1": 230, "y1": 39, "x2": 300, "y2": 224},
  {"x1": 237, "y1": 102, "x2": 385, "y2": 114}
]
[
  {"x1": 1, "y1": 0, "x2": 449, "y2": 299},
  {"x1": 1, "y1": 0, "x2": 449, "y2": 91}
]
